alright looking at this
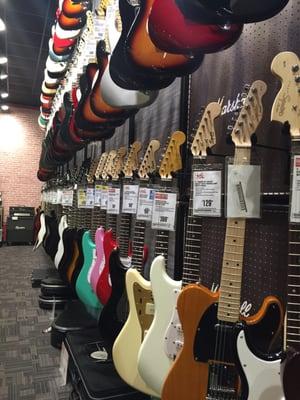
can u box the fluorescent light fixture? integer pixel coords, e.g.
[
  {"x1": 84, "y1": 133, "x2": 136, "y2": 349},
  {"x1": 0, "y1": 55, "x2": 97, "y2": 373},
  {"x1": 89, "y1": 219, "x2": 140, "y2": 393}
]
[
  {"x1": 1, "y1": 92, "x2": 8, "y2": 99},
  {"x1": 0, "y1": 73, "x2": 8, "y2": 80},
  {"x1": 0, "y1": 57, "x2": 8, "y2": 64},
  {"x1": 1, "y1": 105, "x2": 9, "y2": 111},
  {"x1": 0, "y1": 19, "x2": 5, "y2": 32}
]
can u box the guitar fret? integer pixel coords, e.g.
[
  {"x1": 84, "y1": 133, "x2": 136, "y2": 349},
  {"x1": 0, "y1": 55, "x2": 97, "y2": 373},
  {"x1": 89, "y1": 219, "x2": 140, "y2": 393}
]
[
  {"x1": 287, "y1": 325, "x2": 300, "y2": 329},
  {"x1": 287, "y1": 317, "x2": 300, "y2": 322},
  {"x1": 287, "y1": 339, "x2": 300, "y2": 343},
  {"x1": 287, "y1": 332, "x2": 300, "y2": 336}
]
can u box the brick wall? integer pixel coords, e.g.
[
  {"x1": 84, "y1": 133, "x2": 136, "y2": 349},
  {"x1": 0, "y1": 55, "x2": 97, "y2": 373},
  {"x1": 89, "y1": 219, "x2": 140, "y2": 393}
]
[{"x1": 0, "y1": 105, "x2": 42, "y2": 223}]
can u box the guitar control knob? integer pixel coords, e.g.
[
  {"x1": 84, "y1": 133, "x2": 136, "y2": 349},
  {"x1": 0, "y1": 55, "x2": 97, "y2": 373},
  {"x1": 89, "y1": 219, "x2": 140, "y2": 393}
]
[{"x1": 292, "y1": 65, "x2": 300, "y2": 72}]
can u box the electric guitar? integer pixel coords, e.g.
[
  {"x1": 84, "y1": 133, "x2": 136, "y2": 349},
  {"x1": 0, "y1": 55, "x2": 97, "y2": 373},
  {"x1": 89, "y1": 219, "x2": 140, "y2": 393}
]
[
  {"x1": 95, "y1": 147, "x2": 127, "y2": 304},
  {"x1": 162, "y1": 80, "x2": 284, "y2": 400},
  {"x1": 98, "y1": 141, "x2": 143, "y2": 344},
  {"x1": 54, "y1": 214, "x2": 69, "y2": 268},
  {"x1": 112, "y1": 132, "x2": 185, "y2": 396},
  {"x1": 137, "y1": 103, "x2": 221, "y2": 395},
  {"x1": 271, "y1": 51, "x2": 300, "y2": 400},
  {"x1": 148, "y1": 0, "x2": 243, "y2": 55},
  {"x1": 175, "y1": 0, "x2": 289, "y2": 24},
  {"x1": 33, "y1": 211, "x2": 47, "y2": 250}
]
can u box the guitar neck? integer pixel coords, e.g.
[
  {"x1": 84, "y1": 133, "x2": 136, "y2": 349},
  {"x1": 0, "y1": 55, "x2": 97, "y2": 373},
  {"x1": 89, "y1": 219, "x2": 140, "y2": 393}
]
[
  {"x1": 118, "y1": 213, "x2": 132, "y2": 258},
  {"x1": 182, "y1": 158, "x2": 203, "y2": 286},
  {"x1": 155, "y1": 229, "x2": 170, "y2": 265},
  {"x1": 217, "y1": 147, "x2": 250, "y2": 323},
  {"x1": 107, "y1": 212, "x2": 118, "y2": 241},
  {"x1": 131, "y1": 219, "x2": 146, "y2": 273}
]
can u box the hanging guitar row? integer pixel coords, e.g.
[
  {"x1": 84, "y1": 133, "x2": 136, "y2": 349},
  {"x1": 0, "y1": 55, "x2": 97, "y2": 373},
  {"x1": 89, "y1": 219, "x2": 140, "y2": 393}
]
[
  {"x1": 36, "y1": 0, "x2": 289, "y2": 182},
  {"x1": 33, "y1": 49, "x2": 300, "y2": 400}
]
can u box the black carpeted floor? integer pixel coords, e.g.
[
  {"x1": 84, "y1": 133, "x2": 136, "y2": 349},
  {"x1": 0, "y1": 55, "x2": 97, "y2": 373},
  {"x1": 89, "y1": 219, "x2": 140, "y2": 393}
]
[{"x1": 0, "y1": 244, "x2": 71, "y2": 400}]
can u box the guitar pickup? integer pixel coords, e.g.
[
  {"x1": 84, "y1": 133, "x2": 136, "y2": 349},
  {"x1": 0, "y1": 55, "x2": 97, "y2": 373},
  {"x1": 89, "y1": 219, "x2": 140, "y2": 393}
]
[{"x1": 145, "y1": 302, "x2": 155, "y2": 315}]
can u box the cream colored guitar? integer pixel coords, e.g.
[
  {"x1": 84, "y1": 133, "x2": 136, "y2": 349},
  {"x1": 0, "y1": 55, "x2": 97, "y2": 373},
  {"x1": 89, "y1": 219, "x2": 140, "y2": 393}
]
[
  {"x1": 112, "y1": 138, "x2": 165, "y2": 396},
  {"x1": 137, "y1": 103, "x2": 220, "y2": 395}
]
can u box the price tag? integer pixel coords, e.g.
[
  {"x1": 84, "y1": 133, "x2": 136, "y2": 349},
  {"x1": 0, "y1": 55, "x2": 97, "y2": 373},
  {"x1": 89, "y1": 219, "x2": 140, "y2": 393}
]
[
  {"x1": 101, "y1": 185, "x2": 108, "y2": 209},
  {"x1": 77, "y1": 188, "x2": 87, "y2": 209},
  {"x1": 62, "y1": 189, "x2": 74, "y2": 207},
  {"x1": 193, "y1": 170, "x2": 222, "y2": 217},
  {"x1": 151, "y1": 191, "x2": 177, "y2": 231},
  {"x1": 86, "y1": 188, "x2": 95, "y2": 208},
  {"x1": 226, "y1": 164, "x2": 261, "y2": 218},
  {"x1": 107, "y1": 187, "x2": 120, "y2": 214},
  {"x1": 122, "y1": 184, "x2": 139, "y2": 214},
  {"x1": 94, "y1": 19, "x2": 106, "y2": 40},
  {"x1": 291, "y1": 155, "x2": 300, "y2": 222},
  {"x1": 136, "y1": 187, "x2": 155, "y2": 221},
  {"x1": 94, "y1": 184, "x2": 102, "y2": 206},
  {"x1": 57, "y1": 189, "x2": 63, "y2": 205}
]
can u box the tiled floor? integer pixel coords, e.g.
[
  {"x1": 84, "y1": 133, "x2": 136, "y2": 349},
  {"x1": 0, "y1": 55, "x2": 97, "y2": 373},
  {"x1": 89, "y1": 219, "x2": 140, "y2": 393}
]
[{"x1": 0, "y1": 245, "x2": 71, "y2": 400}]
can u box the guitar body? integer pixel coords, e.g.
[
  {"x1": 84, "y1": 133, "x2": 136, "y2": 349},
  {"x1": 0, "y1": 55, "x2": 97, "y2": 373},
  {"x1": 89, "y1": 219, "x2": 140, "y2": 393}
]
[
  {"x1": 58, "y1": 228, "x2": 78, "y2": 283},
  {"x1": 75, "y1": 231, "x2": 101, "y2": 315},
  {"x1": 125, "y1": 0, "x2": 204, "y2": 73},
  {"x1": 90, "y1": 227, "x2": 105, "y2": 293},
  {"x1": 54, "y1": 215, "x2": 68, "y2": 268},
  {"x1": 148, "y1": 0, "x2": 243, "y2": 55},
  {"x1": 162, "y1": 284, "x2": 283, "y2": 400},
  {"x1": 70, "y1": 228, "x2": 85, "y2": 292},
  {"x1": 62, "y1": 0, "x2": 89, "y2": 18},
  {"x1": 66, "y1": 232, "x2": 80, "y2": 284},
  {"x1": 137, "y1": 255, "x2": 182, "y2": 395},
  {"x1": 98, "y1": 248, "x2": 129, "y2": 345},
  {"x1": 282, "y1": 348, "x2": 300, "y2": 399},
  {"x1": 43, "y1": 213, "x2": 59, "y2": 260},
  {"x1": 96, "y1": 229, "x2": 116, "y2": 305},
  {"x1": 112, "y1": 268, "x2": 158, "y2": 396},
  {"x1": 237, "y1": 329, "x2": 283, "y2": 399},
  {"x1": 34, "y1": 212, "x2": 46, "y2": 250}
]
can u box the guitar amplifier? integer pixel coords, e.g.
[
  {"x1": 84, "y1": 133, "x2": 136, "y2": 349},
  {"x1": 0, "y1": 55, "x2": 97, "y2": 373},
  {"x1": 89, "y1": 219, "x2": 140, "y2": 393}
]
[{"x1": 6, "y1": 216, "x2": 34, "y2": 244}]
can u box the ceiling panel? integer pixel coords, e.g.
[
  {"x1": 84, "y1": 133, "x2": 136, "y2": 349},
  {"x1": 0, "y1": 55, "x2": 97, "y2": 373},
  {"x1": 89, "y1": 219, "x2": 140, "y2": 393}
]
[{"x1": 0, "y1": 0, "x2": 57, "y2": 107}]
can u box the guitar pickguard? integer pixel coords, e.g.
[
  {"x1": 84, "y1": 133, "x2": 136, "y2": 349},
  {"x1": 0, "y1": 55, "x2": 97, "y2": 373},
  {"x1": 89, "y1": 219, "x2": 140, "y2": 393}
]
[{"x1": 133, "y1": 282, "x2": 154, "y2": 341}]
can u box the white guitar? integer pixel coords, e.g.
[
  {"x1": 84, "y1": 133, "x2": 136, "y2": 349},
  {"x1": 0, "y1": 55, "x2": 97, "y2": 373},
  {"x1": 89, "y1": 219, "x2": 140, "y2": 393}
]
[
  {"x1": 54, "y1": 215, "x2": 69, "y2": 269},
  {"x1": 137, "y1": 103, "x2": 221, "y2": 395},
  {"x1": 33, "y1": 212, "x2": 47, "y2": 250},
  {"x1": 99, "y1": 1, "x2": 158, "y2": 109},
  {"x1": 236, "y1": 51, "x2": 300, "y2": 400}
]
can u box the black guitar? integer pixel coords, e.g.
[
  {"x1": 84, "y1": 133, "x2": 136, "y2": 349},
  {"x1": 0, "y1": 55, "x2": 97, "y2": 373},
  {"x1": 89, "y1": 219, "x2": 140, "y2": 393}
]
[
  {"x1": 175, "y1": 0, "x2": 289, "y2": 24},
  {"x1": 43, "y1": 210, "x2": 60, "y2": 260}
]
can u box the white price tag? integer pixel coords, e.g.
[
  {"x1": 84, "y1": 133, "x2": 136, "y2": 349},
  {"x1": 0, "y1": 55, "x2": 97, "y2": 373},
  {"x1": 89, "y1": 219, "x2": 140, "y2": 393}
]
[
  {"x1": 86, "y1": 188, "x2": 95, "y2": 208},
  {"x1": 151, "y1": 192, "x2": 177, "y2": 231},
  {"x1": 226, "y1": 164, "x2": 261, "y2": 218},
  {"x1": 193, "y1": 170, "x2": 222, "y2": 217},
  {"x1": 101, "y1": 185, "x2": 108, "y2": 209},
  {"x1": 62, "y1": 189, "x2": 74, "y2": 206},
  {"x1": 57, "y1": 189, "x2": 63, "y2": 205},
  {"x1": 107, "y1": 187, "x2": 120, "y2": 214},
  {"x1": 94, "y1": 184, "x2": 102, "y2": 206},
  {"x1": 52, "y1": 190, "x2": 58, "y2": 204},
  {"x1": 122, "y1": 185, "x2": 139, "y2": 214},
  {"x1": 136, "y1": 187, "x2": 155, "y2": 221},
  {"x1": 291, "y1": 155, "x2": 300, "y2": 222},
  {"x1": 94, "y1": 19, "x2": 106, "y2": 40}
]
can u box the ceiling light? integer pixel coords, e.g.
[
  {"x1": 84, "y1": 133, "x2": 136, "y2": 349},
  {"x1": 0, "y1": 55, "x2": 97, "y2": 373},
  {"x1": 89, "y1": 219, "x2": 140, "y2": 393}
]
[
  {"x1": 0, "y1": 57, "x2": 8, "y2": 64},
  {"x1": 1, "y1": 92, "x2": 8, "y2": 99},
  {"x1": 0, "y1": 19, "x2": 5, "y2": 32},
  {"x1": 1, "y1": 105, "x2": 9, "y2": 111},
  {"x1": 0, "y1": 73, "x2": 8, "y2": 80}
]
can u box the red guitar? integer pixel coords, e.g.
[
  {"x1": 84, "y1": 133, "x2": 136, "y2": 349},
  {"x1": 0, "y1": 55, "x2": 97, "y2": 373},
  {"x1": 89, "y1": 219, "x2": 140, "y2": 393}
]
[{"x1": 148, "y1": 0, "x2": 243, "y2": 55}]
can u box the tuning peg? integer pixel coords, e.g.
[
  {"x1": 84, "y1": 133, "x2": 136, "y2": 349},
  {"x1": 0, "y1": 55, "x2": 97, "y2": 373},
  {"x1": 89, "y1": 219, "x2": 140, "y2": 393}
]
[
  {"x1": 292, "y1": 65, "x2": 300, "y2": 73},
  {"x1": 243, "y1": 84, "x2": 251, "y2": 92},
  {"x1": 295, "y1": 76, "x2": 300, "y2": 83}
]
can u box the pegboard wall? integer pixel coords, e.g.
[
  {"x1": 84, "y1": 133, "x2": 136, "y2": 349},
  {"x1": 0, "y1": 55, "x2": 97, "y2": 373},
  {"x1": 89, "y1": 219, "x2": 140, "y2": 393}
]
[{"x1": 58, "y1": 1, "x2": 299, "y2": 311}]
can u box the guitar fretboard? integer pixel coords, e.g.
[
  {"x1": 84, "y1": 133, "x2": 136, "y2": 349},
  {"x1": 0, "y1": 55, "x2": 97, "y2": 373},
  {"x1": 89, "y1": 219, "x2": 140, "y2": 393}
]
[
  {"x1": 217, "y1": 148, "x2": 250, "y2": 323},
  {"x1": 107, "y1": 212, "x2": 118, "y2": 241},
  {"x1": 131, "y1": 219, "x2": 146, "y2": 273},
  {"x1": 182, "y1": 160, "x2": 203, "y2": 286},
  {"x1": 118, "y1": 213, "x2": 131, "y2": 259},
  {"x1": 155, "y1": 229, "x2": 170, "y2": 266},
  {"x1": 286, "y1": 223, "x2": 300, "y2": 349}
]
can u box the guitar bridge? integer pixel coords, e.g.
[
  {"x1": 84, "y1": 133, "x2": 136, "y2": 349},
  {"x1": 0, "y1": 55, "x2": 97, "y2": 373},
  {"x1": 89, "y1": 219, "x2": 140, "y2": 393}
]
[{"x1": 206, "y1": 361, "x2": 240, "y2": 400}]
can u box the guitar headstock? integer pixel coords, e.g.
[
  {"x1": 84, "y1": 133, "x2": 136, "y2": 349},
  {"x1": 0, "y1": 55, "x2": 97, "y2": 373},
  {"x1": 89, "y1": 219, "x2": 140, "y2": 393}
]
[
  {"x1": 159, "y1": 131, "x2": 186, "y2": 180},
  {"x1": 102, "y1": 149, "x2": 117, "y2": 180},
  {"x1": 123, "y1": 141, "x2": 142, "y2": 178},
  {"x1": 230, "y1": 80, "x2": 267, "y2": 148},
  {"x1": 138, "y1": 139, "x2": 161, "y2": 180},
  {"x1": 95, "y1": 152, "x2": 108, "y2": 180},
  {"x1": 86, "y1": 156, "x2": 100, "y2": 184},
  {"x1": 191, "y1": 102, "x2": 221, "y2": 157},
  {"x1": 110, "y1": 146, "x2": 127, "y2": 180},
  {"x1": 271, "y1": 51, "x2": 300, "y2": 139}
]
